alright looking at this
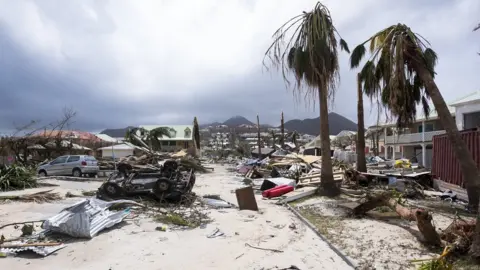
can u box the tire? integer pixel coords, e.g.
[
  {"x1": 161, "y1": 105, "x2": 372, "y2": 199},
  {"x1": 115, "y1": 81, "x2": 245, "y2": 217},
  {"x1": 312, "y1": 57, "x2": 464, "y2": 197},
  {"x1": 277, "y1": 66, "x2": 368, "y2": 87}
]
[
  {"x1": 38, "y1": 170, "x2": 47, "y2": 177},
  {"x1": 72, "y1": 168, "x2": 82, "y2": 177},
  {"x1": 102, "y1": 182, "x2": 123, "y2": 198},
  {"x1": 88, "y1": 173, "x2": 97, "y2": 178},
  {"x1": 153, "y1": 178, "x2": 173, "y2": 197}
]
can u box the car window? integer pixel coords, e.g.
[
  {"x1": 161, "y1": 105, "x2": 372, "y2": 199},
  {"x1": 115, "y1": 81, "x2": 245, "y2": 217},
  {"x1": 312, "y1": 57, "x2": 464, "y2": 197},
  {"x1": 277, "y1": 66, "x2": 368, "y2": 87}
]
[
  {"x1": 51, "y1": 156, "x2": 68, "y2": 164},
  {"x1": 86, "y1": 156, "x2": 97, "y2": 161},
  {"x1": 67, "y1": 156, "x2": 80, "y2": 163}
]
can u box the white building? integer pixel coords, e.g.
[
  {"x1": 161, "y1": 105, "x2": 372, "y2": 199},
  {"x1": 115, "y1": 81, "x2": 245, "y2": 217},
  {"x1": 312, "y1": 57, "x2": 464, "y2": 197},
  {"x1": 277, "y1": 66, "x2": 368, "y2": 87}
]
[
  {"x1": 450, "y1": 90, "x2": 480, "y2": 130},
  {"x1": 98, "y1": 143, "x2": 135, "y2": 159}
]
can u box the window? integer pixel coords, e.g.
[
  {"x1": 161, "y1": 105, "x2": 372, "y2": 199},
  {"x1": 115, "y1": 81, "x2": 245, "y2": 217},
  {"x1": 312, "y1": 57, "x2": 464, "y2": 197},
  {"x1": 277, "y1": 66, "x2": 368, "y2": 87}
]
[
  {"x1": 51, "y1": 156, "x2": 68, "y2": 164},
  {"x1": 464, "y1": 111, "x2": 480, "y2": 130},
  {"x1": 418, "y1": 123, "x2": 434, "y2": 133},
  {"x1": 184, "y1": 128, "x2": 191, "y2": 138},
  {"x1": 85, "y1": 156, "x2": 97, "y2": 161},
  {"x1": 67, "y1": 156, "x2": 80, "y2": 163}
]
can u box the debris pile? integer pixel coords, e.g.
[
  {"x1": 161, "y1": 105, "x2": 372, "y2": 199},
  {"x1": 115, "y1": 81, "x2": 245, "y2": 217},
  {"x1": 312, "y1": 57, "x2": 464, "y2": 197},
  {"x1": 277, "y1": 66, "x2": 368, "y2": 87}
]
[{"x1": 0, "y1": 164, "x2": 37, "y2": 191}]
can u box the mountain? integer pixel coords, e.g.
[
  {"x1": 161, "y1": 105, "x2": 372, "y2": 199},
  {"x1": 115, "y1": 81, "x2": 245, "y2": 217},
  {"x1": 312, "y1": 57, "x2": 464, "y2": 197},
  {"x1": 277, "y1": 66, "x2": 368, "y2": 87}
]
[
  {"x1": 283, "y1": 112, "x2": 357, "y2": 135},
  {"x1": 99, "y1": 126, "x2": 134, "y2": 138},
  {"x1": 222, "y1": 116, "x2": 254, "y2": 127}
]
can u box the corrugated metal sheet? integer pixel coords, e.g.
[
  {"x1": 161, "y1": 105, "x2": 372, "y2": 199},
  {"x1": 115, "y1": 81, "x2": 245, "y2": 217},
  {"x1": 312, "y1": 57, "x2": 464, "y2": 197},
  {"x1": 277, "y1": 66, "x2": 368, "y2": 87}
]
[
  {"x1": 0, "y1": 241, "x2": 65, "y2": 257},
  {"x1": 42, "y1": 198, "x2": 136, "y2": 238},
  {"x1": 431, "y1": 130, "x2": 480, "y2": 186}
]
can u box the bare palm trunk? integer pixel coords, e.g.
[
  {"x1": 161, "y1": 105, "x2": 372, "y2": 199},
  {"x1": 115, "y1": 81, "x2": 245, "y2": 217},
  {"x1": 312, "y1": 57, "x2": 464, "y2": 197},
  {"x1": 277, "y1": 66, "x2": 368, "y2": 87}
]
[
  {"x1": 356, "y1": 73, "x2": 367, "y2": 172},
  {"x1": 318, "y1": 86, "x2": 339, "y2": 196},
  {"x1": 415, "y1": 65, "x2": 480, "y2": 209}
]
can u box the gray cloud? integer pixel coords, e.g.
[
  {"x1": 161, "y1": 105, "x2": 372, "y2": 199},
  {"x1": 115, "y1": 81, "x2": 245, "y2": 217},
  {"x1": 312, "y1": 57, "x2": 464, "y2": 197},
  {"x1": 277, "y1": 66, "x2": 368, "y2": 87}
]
[{"x1": 0, "y1": 0, "x2": 479, "y2": 133}]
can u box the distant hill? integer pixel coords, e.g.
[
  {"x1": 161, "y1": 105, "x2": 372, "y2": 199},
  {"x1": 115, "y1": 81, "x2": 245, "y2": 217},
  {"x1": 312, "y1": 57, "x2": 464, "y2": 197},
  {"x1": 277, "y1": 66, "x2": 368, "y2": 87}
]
[
  {"x1": 223, "y1": 116, "x2": 254, "y2": 127},
  {"x1": 99, "y1": 126, "x2": 134, "y2": 138},
  {"x1": 283, "y1": 112, "x2": 357, "y2": 135}
]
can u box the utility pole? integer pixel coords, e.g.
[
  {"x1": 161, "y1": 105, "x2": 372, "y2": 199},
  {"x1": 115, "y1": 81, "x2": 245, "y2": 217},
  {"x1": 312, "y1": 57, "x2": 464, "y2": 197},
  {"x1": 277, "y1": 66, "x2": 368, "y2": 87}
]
[{"x1": 257, "y1": 115, "x2": 261, "y2": 157}]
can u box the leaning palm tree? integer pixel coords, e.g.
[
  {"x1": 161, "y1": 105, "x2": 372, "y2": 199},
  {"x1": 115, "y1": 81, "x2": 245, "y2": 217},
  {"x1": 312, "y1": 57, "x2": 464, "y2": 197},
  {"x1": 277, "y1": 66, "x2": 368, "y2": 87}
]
[
  {"x1": 350, "y1": 24, "x2": 480, "y2": 209},
  {"x1": 264, "y1": 1, "x2": 349, "y2": 196}
]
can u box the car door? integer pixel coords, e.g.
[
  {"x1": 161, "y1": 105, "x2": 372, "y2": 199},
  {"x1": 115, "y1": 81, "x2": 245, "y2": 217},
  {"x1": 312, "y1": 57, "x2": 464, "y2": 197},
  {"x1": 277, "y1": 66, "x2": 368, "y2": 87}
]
[
  {"x1": 48, "y1": 156, "x2": 68, "y2": 175},
  {"x1": 65, "y1": 155, "x2": 80, "y2": 175}
]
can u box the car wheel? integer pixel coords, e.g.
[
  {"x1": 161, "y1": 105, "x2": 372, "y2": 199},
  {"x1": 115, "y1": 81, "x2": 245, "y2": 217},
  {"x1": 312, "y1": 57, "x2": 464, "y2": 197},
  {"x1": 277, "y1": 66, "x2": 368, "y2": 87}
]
[
  {"x1": 153, "y1": 178, "x2": 173, "y2": 197},
  {"x1": 38, "y1": 170, "x2": 47, "y2": 177},
  {"x1": 102, "y1": 182, "x2": 123, "y2": 198},
  {"x1": 72, "y1": 169, "x2": 82, "y2": 177}
]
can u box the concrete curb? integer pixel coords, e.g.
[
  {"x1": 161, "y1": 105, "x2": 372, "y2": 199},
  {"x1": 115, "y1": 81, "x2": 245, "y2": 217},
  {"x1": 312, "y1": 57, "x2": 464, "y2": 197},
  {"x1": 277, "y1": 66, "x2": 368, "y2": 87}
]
[
  {"x1": 37, "y1": 176, "x2": 104, "y2": 182},
  {"x1": 285, "y1": 203, "x2": 357, "y2": 269}
]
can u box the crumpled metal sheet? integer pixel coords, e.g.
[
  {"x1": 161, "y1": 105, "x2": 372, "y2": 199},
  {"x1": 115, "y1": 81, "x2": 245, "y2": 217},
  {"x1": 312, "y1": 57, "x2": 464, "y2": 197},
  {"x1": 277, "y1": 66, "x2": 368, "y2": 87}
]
[
  {"x1": 42, "y1": 198, "x2": 136, "y2": 238},
  {"x1": 0, "y1": 241, "x2": 66, "y2": 257}
]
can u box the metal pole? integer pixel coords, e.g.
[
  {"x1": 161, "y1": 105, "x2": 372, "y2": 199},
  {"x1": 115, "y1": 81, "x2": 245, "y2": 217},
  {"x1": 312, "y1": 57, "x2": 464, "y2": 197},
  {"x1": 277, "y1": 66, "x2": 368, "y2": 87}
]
[{"x1": 112, "y1": 144, "x2": 116, "y2": 171}]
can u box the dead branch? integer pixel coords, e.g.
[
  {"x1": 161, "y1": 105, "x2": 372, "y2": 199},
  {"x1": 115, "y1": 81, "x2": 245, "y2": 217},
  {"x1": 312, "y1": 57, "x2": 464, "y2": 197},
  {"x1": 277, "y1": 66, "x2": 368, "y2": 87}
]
[
  {"x1": 0, "y1": 220, "x2": 45, "y2": 230},
  {"x1": 352, "y1": 191, "x2": 442, "y2": 246},
  {"x1": 245, "y1": 243, "x2": 283, "y2": 253}
]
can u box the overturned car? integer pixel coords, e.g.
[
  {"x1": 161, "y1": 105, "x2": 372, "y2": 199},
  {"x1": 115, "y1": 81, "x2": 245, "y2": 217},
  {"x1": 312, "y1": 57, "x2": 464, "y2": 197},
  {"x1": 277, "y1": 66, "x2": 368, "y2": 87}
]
[{"x1": 97, "y1": 159, "x2": 196, "y2": 202}]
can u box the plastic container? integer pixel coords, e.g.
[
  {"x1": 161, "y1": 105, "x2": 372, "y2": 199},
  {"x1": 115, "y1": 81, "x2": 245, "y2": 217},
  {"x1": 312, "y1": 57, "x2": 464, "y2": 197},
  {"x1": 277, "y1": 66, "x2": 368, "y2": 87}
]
[
  {"x1": 262, "y1": 185, "x2": 288, "y2": 198},
  {"x1": 266, "y1": 185, "x2": 294, "y2": 198}
]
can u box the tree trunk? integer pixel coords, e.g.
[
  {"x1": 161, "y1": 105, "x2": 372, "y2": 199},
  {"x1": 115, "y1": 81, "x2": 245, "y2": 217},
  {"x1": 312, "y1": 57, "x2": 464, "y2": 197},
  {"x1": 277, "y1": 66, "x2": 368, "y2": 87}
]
[
  {"x1": 257, "y1": 115, "x2": 261, "y2": 157},
  {"x1": 353, "y1": 192, "x2": 441, "y2": 246},
  {"x1": 415, "y1": 63, "x2": 480, "y2": 258},
  {"x1": 318, "y1": 86, "x2": 339, "y2": 196},
  {"x1": 415, "y1": 64, "x2": 480, "y2": 210},
  {"x1": 356, "y1": 73, "x2": 367, "y2": 172},
  {"x1": 280, "y1": 112, "x2": 285, "y2": 146}
]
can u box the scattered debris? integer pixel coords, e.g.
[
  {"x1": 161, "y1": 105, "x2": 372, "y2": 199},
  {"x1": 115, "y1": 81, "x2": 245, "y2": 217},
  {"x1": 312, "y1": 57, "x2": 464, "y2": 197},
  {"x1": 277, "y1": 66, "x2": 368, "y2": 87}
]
[
  {"x1": 245, "y1": 243, "x2": 283, "y2": 253},
  {"x1": 235, "y1": 186, "x2": 258, "y2": 211},
  {"x1": 207, "y1": 228, "x2": 225, "y2": 238},
  {"x1": 0, "y1": 190, "x2": 62, "y2": 203},
  {"x1": 42, "y1": 198, "x2": 140, "y2": 238}
]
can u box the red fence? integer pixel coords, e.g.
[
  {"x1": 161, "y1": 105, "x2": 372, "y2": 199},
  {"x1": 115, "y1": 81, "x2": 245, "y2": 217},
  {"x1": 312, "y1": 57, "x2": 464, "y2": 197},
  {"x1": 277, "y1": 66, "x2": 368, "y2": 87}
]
[{"x1": 431, "y1": 130, "x2": 480, "y2": 187}]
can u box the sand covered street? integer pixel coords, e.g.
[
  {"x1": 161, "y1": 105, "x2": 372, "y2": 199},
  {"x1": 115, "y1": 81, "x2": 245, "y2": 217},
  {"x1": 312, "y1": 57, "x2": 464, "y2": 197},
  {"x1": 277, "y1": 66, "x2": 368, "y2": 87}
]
[{"x1": 0, "y1": 164, "x2": 352, "y2": 270}]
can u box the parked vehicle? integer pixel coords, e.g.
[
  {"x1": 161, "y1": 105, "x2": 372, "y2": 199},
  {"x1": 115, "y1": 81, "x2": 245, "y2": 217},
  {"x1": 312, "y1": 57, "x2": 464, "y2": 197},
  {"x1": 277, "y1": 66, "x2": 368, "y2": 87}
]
[{"x1": 37, "y1": 155, "x2": 99, "y2": 177}]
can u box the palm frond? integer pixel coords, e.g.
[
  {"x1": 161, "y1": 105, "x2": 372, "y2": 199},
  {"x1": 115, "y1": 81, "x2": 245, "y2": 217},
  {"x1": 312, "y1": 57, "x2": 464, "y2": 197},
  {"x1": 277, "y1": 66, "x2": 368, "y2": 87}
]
[
  {"x1": 350, "y1": 45, "x2": 366, "y2": 68},
  {"x1": 339, "y1": 39, "x2": 350, "y2": 53},
  {"x1": 263, "y1": 1, "x2": 349, "y2": 106},
  {"x1": 350, "y1": 23, "x2": 439, "y2": 127}
]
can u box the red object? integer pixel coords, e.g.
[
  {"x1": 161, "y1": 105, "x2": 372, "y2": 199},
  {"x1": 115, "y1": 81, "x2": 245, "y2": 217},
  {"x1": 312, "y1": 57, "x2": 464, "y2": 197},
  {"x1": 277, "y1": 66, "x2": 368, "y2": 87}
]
[
  {"x1": 264, "y1": 185, "x2": 294, "y2": 198},
  {"x1": 81, "y1": 161, "x2": 87, "y2": 166},
  {"x1": 262, "y1": 185, "x2": 288, "y2": 198},
  {"x1": 432, "y1": 130, "x2": 480, "y2": 187}
]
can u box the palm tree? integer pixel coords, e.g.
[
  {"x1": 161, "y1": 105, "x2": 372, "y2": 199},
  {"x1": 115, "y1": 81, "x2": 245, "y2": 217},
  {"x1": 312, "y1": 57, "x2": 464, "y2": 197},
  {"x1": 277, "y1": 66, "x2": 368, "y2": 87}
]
[
  {"x1": 356, "y1": 73, "x2": 367, "y2": 172},
  {"x1": 148, "y1": 127, "x2": 173, "y2": 151},
  {"x1": 125, "y1": 127, "x2": 172, "y2": 151},
  {"x1": 350, "y1": 24, "x2": 480, "y2": 209},
  {"x1": 264, "y1": 1, "x2": 349, "y2": 196}
]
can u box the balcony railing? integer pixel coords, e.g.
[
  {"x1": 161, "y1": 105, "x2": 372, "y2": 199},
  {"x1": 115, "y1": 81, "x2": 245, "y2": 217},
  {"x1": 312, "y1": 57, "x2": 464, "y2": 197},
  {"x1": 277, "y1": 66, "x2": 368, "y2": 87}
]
[{"x1": 385, "y1": 130, "x2": 446, "y2": 144}]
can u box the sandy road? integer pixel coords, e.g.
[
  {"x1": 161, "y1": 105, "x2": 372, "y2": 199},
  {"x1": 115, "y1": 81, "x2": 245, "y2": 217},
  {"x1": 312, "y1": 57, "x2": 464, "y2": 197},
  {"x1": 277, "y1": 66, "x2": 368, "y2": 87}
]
[{"x1": 1, "y1": 164, "x2": 352, "y2": 270}]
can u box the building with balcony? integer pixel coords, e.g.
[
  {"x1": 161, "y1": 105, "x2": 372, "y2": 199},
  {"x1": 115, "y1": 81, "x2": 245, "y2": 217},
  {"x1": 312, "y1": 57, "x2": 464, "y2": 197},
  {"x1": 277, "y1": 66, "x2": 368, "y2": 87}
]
[{"x1": 373, "y1": 91, "x2": 480, "y2": 168}]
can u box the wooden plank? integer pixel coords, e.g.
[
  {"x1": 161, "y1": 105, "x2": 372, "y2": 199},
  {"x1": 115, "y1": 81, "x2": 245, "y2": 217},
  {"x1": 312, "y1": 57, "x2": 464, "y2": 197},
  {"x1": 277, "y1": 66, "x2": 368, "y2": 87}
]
[{"x1": 235, "y1": 186, "x2": 259, "y2": 211}]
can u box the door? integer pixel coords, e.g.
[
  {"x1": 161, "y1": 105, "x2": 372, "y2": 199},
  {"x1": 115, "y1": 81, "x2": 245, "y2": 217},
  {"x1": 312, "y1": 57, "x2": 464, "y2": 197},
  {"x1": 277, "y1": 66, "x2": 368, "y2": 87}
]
[
  {"x1": 48, "y1": 156, "x2": 68, "y2": 175},
  {"x1": 65, "y1": 155, "x2": 80, "y2": 175}
]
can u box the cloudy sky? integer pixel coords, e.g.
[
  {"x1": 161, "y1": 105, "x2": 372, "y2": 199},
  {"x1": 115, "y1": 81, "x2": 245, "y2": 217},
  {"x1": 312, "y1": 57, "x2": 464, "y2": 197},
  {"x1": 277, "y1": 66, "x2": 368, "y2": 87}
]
[{"x1": 0, "y1": 0, "x2": 479, "y2": 133}]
